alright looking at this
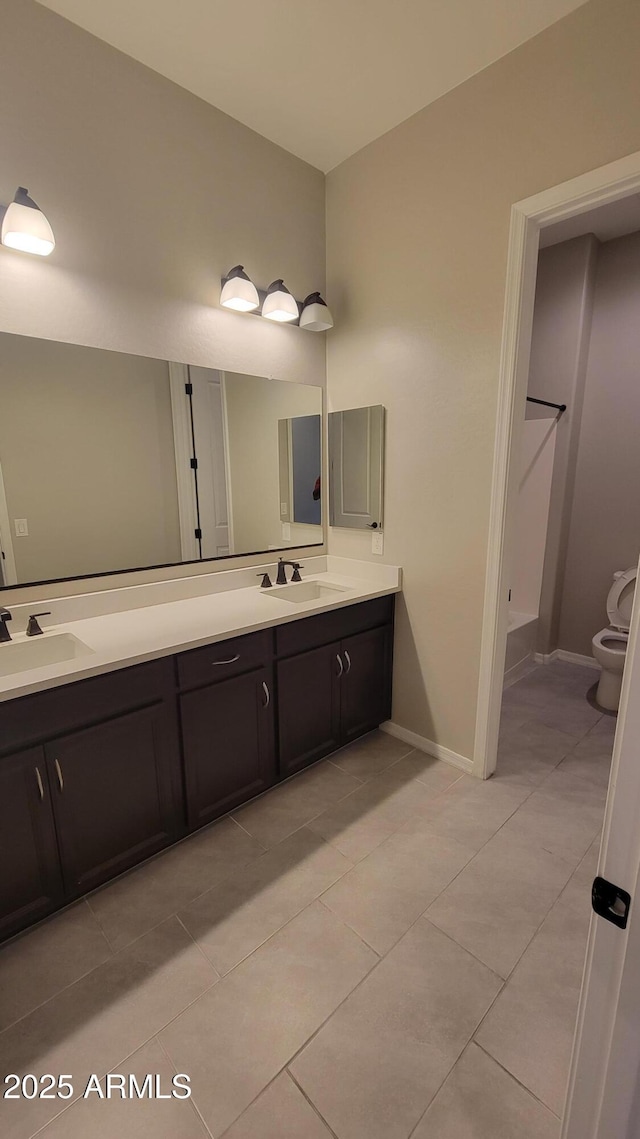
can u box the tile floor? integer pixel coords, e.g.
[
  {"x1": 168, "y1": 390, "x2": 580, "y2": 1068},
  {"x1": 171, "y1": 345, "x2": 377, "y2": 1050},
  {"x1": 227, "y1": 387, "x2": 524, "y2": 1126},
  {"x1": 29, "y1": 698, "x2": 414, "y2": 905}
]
[{"x1": 0, "y1": 660, "x2": 613, "y2": 1138}]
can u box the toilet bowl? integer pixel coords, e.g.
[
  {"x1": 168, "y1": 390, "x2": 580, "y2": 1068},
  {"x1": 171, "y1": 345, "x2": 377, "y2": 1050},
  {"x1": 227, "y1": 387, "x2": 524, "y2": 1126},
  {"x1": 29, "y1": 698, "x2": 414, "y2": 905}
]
[{"x1": 592, "y1": 567, "x2": 637, "y2": 712}]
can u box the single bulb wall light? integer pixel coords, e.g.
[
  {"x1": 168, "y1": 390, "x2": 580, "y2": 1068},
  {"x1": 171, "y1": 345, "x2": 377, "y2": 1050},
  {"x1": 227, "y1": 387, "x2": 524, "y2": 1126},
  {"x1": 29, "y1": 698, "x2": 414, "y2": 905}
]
[
  {"x1": 220, "y1": 265, "x2": 260, "y2": 312},
  {"x1": 299, "y1": 291, "x2": 333, "y2": 332},
  {"x1": 262, "y1": 279, "x2": 299, "y2": 323},
  {"x1": 1, "y1": 187, "x2": 55, "y2": 257}
]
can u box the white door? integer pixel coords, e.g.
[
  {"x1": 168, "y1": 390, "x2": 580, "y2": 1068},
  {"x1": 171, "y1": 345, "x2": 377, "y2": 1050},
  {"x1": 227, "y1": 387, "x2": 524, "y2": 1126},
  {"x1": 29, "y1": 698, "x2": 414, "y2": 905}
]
[
  {"x1": 563, "y1": 554, "x2": 640, "y2": 1138},
  {"x1": 189, "y1": 367, "x2": 232, "y2": 558}
]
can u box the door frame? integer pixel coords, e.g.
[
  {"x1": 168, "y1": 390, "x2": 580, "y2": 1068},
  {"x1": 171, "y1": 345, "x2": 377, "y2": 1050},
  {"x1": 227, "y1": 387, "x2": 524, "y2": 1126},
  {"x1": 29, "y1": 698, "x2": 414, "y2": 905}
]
[
  {"x1": 474, "y1": 148, "x2": 640, "y2": 781},
  {"x1": 0, "y1": 455, "x2": 17, "y2": 586}
]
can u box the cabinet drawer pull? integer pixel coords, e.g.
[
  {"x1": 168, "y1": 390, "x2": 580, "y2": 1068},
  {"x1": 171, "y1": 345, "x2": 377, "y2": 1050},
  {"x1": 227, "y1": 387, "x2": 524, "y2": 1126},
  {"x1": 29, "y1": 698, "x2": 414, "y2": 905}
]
[
  {"x1": 262, "y1": 681, "x2": 270, "y2": 708},
  {"x1": 35, "y1": 766, "x2": 44, "y2": 801},
  {"x1": 54, "y1": 759, "x2": 64, "y2": 792},
  {"x1": 336, "y1": 653, "x2": 343, "y2": 678},
  {"x1": 344, "y1": 650, "x2": 352, "y2": 674},
  {"x1": 212, "y1": 654, "x2": 240, "y2": 666}
]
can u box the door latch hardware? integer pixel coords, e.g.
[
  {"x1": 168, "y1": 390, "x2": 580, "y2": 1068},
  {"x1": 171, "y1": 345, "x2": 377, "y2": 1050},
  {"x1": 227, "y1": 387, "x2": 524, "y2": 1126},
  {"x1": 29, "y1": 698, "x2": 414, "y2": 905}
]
[{"x1": 592, "y1": 876, "x2": 631, "y2": 929}]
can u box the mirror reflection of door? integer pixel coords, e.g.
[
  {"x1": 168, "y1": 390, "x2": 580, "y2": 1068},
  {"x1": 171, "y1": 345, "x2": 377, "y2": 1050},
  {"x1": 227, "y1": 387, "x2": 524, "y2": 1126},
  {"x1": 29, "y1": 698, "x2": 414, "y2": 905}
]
[
  {"x1": 188, "y1": 367, "x2": 232, "y2": 558},
  {"x1": 329, "y1": 405, "x2": 385, "y2": 530}
]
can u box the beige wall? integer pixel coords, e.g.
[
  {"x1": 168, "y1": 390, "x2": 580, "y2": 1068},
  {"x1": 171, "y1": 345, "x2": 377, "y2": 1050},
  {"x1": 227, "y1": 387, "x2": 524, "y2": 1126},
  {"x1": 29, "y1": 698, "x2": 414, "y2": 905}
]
[
  {"x1": 0, "y1": 0, "x2": 326, "y2": 599},
  {"x1": 558, "y1": 231, "x2": 640, "y2": 656},
  {"x1": 0, "y1": 333, "x2": 181, "y2": 583},
  {"x1": 326, "y1": 0, "x2": 640, "y2": 761},
  {"x1": 528, "y1": 235, "x2": 598, "y2": 654},
  {"x1": 224, "y1": 374, "x2": 322, "y2": 553}
]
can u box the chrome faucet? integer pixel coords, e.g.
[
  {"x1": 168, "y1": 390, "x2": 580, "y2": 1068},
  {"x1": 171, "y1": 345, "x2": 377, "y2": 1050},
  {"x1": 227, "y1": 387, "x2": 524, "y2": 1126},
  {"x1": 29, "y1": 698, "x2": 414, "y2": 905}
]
[
  {"x1": 276, "y1": 559, "x2": 303, "y2": 585},
  {"x1": 0, "y1": 607, "x2": 12, "y2": 643}
]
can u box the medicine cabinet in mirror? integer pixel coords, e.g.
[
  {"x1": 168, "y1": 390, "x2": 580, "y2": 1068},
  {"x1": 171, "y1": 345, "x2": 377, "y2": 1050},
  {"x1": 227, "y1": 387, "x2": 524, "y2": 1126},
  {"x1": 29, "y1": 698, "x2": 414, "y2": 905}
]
[
  {"x1": 0, "y1": 332, "x2": 323, "y2": 589},
  {"x1": 328, "y1": 405, "x2": 385, "y2": 531}
]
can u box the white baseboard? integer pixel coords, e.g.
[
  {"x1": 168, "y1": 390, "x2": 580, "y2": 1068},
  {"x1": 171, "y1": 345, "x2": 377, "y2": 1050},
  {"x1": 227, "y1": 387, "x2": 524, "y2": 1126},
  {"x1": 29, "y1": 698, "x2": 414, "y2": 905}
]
[
  {"x1": 534, "y1": 648, "x2": 599, "y2": 670},
  {"x1": 380, "y1": 721, "x2": 474, "y2": 775}
]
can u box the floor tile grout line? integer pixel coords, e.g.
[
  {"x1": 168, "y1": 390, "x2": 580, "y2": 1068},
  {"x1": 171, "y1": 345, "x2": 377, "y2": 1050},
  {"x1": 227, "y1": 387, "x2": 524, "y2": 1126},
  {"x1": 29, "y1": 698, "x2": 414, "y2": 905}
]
[
  {"x1": 473, "y1": 1039, "x2": 563, "y2": 1120},
  {"x1": 175, "y1": 913, "x2": 222, "y2": 978},
  {"x1": 286, "y1": 1067, "x2": 342, "y2": 1138},
  {"x1": 155, "y1": 1034, "x2": 217, "y2": 1139},
  {"x1": 23, "y1": 982, "x2": 221, "y2": 1139},
  {"x1": 0, "y1": 913, "x2": 220, "y2": 1042},
  {"x1": 316, "y1": 897, "x2": 383, "y2": 958},
  {"x1": 227, "y1": 812, "x2": 269, "y2": 848},
  {"x1": 84, "y1": 894, "x2": 118, "y2": 956}
]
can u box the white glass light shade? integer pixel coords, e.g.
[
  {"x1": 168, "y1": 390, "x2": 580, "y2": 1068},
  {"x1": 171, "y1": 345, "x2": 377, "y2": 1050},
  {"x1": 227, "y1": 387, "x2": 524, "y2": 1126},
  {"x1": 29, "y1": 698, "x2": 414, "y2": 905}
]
[
  {"x1": 299, "y1": 292, "x2": 333, "y2": 332},
  {"x1": 262, "y1": 279, "x2": 299, "y2": 323},
  {"x1": 1, "y1": 188, "x2": 55, "y2": 257},
  {"x1": 220, "y1": 265, "x2": 259, "y2": 312}
]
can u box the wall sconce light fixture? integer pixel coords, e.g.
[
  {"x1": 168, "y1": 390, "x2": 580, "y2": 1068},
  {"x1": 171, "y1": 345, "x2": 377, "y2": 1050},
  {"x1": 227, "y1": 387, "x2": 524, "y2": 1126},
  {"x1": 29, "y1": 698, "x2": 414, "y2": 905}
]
[
  {"x1": 220, "y1": 267, "x2": 333, "y2": 331},
  {"x1": 220, "y1": 264, "x2": 260, "y2": 312},
  {"x1": 261, "y1": 279, "x2": 299, "y2": 323},
  {"x1": 1, "y1": 187, "x2": 55, "y2": 257},
  {"x1": 300, "y1": 291, "x2": 334, "y2": 331}
]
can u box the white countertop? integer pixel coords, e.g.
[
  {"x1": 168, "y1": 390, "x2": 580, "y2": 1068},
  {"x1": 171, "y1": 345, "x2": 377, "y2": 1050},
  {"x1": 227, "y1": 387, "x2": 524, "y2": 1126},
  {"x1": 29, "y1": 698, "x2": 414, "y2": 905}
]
[{"x1": 0, "y1": 557, "x2": 401, "y2": 703}]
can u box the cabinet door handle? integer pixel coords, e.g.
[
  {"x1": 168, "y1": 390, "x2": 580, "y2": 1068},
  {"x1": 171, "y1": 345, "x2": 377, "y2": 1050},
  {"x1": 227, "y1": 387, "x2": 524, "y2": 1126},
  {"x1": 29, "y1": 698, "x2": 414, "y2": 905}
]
[
  {"x1": 54, "y1": 759, "x2": 64, "y2": 792},
  {"x1": 212, "y1": 654, "x2": 240, "y2": 666},
  {"x1": 262, "y1": 680, "x2": 270, "y2": 708},
  {"x1": 336, "y1": 653, "x2": 343, "y2": 678},
  {"x1": 35, "y1": 766, "x2": 44, "y2": 801},
  {"x1": 344, "y1": 650, "x2": 352, "y2": 674}
]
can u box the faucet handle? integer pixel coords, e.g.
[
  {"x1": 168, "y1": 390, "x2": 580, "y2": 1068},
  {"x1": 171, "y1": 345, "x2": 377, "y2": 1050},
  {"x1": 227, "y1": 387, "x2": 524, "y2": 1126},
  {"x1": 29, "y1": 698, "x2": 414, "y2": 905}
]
[
  {"x1": 26, "y1": 612, "x2": 51, "y2": 637},
  {"x1": 291, "y1": 564, "x2": 304, "y2": 582},
  {"x1": 256, "y1": 572, "x2": 272, "y2": 589}
]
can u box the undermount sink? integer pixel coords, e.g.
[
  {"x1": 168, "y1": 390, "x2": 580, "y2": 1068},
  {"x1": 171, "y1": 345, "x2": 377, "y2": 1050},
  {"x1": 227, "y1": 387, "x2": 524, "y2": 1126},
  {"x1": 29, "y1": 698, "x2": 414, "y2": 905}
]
[
  {"x1": 263, "y1": 580, "x2": 349, "y2": 604},
  {"x1": 0, "y1": 632, "x2": 94, "y2": 678}
]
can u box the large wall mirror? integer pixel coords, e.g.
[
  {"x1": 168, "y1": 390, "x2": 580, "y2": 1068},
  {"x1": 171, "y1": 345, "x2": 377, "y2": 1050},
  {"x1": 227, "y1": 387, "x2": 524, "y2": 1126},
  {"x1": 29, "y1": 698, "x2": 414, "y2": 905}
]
[{"x1": 0, "y1": 332, "x2": 323, "y2": 589}]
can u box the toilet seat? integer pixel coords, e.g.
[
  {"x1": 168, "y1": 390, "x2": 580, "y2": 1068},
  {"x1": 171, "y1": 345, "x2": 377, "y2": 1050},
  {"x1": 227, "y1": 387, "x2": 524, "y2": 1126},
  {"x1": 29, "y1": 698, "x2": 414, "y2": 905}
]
[
  {"x1": 606, "y1": 567, "x2": 637, "y2": 631},
  {"x1": 593, "y1": 627, "x2": 628, "y2": 655}
]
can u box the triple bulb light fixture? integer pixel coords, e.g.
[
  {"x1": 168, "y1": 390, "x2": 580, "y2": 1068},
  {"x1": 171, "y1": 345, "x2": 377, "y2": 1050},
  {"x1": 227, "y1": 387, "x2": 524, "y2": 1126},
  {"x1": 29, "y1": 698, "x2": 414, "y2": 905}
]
[
  {"x1": 220, "y1": 265, "x2": 333, "y2": 331},
  {"x1": 0, "y1": 192, "x2": 333, "y2": 335}
]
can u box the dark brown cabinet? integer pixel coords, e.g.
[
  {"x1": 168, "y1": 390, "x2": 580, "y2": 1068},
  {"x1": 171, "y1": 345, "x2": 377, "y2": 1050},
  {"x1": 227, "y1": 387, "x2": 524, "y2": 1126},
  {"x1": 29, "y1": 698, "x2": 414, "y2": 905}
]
[
  {"x1": 340, "y1": 626, "x2": 392, "y2": 743},
  {"x1": 0, "y1": 595, "x2": 394, "y2": 943},
  {"x1": 181, "y1": 666, "x2": 276, "y2": 827},
  {"x1": 0, "y1": 747, "x2": 63, "y2": 940},
  {"x1": 277, "y1": 608, "x2": 394, "y2": 775},
  {"x1": 278, "y1": 644, "x2": 342, "y2": 777},
  {"x1": 46, "y1": 705, "x2": 180, "y2": 896}
]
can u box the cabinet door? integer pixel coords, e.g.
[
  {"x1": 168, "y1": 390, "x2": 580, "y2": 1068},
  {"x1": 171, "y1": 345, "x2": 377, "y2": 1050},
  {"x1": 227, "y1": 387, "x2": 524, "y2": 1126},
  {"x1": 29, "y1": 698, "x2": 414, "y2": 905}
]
[
  {"x1": 340, "y1": 625, "x2": 392, "y2": 743},
  {"x1": 47, "y1": 705, "x2": 179, "y2": 896},
  {"x1": 277, "y1": 643, "x2": 342, "y2": 777},
  {"x1": 181, "y1": 667, "x2": 276, "y2": 829},
  {"x1": 0, "y1": 747, "x2": 63, "y2": 940}
]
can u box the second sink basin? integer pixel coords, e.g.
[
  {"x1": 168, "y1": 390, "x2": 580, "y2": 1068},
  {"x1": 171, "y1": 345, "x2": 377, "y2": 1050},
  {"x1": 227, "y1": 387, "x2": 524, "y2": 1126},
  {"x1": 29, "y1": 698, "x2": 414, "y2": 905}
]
[
  {"x1": 264, "y1": 580, "x2": 349, "y2": 604},
  {"x1": 0, "y1": 632, "x2": 94, "y2": 678}
]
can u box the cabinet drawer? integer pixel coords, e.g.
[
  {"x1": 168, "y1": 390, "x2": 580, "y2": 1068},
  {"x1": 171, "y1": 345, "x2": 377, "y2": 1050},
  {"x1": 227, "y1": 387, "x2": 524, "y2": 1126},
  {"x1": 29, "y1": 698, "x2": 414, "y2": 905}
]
[
  {"x1": 0, "y1": 658, "x2": 174, "y2": 756},
  {"x1": 275, "y1": 596, "x2": 394, "y2": 658},
  {"x1": 177, "y1": 630, "x2": 272, "y2": 691}
]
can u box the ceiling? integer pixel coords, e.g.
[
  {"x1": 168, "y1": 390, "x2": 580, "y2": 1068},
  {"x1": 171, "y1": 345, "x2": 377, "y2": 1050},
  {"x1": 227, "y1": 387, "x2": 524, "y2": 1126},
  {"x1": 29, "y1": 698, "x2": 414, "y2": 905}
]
[
  {"x1": 37, "y1": 0, "x2": 587, "y2": 172},
  {"x1": 539, "y1": 195, "x2": 640, "y2": 248}
]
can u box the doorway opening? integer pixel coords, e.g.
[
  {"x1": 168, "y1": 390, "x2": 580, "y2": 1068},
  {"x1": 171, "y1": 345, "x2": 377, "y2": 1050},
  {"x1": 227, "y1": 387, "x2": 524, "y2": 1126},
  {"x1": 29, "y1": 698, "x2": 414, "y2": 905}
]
[{"x1": 475, "y1": 151, "x2": 640, "y2": 1138}]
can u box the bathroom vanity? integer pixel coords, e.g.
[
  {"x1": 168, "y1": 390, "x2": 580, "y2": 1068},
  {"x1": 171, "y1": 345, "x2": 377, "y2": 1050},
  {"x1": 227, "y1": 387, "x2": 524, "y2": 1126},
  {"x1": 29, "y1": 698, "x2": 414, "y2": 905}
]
[{"x1": 0, "y1": 563, "x2": 398, "y2": 942}]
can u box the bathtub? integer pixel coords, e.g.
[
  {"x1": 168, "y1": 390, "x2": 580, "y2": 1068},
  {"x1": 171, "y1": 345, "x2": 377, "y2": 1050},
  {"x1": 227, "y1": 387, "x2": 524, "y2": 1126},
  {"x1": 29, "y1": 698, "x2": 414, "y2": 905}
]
[{"x1": 504, "y1": 611, "x2": 538, "y2": 686}]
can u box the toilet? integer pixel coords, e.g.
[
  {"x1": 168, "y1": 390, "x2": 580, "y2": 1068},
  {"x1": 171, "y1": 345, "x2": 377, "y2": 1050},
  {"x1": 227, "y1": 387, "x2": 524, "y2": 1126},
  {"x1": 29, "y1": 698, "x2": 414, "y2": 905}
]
[{"x1": 592, "y1": 567, "x2": 637, "y2": 712}]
